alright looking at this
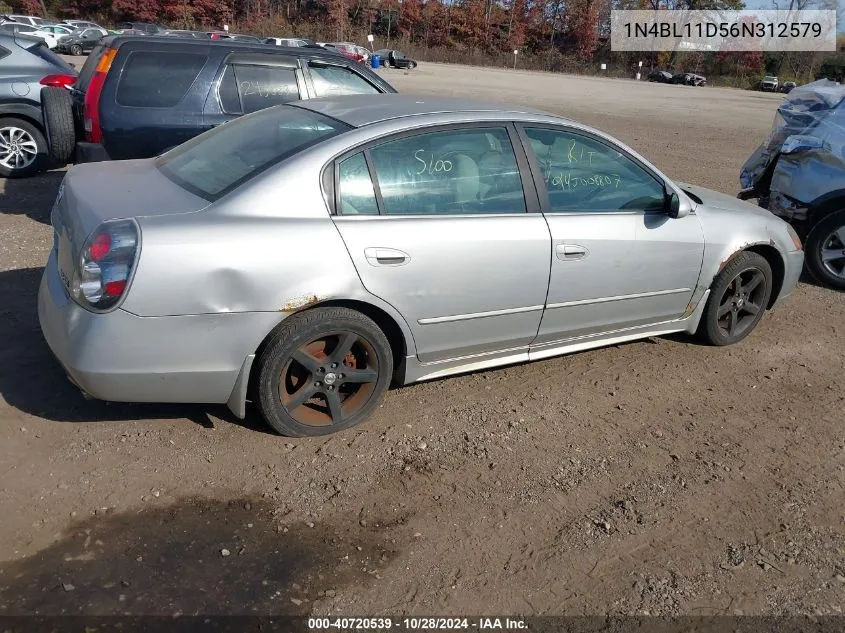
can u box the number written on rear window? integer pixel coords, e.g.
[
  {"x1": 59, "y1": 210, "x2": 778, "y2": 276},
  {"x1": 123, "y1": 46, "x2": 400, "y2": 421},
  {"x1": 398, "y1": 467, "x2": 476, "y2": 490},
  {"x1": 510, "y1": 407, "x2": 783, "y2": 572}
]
[
  {"x1": 116, "y1": 51, "x2": 206, "y2": 108},
  {"x1": 218, "y1": 64, "x2": 301, "y2": 114}
]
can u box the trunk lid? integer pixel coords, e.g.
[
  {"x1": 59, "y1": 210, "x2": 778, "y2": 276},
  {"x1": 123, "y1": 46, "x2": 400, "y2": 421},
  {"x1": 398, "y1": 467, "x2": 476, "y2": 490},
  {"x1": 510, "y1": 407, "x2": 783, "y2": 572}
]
[{"x1": 50, "y1": 159, "x2": 210, "y2": 297}]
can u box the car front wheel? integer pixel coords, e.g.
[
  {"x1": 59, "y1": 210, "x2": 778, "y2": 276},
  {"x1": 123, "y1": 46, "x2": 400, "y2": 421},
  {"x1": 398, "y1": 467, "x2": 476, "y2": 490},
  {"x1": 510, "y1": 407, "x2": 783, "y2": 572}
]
[
  {"x1": 70, "y1": 44, "x2": 82, "y2": 56},
  {"x1": 0, "y1": 118, "x2": 46, "y2": 178},
  {"x1": 805, "y1": 210, "x2": 845, "y2": 290},
  {"x1": 255, "y1": 307, "x2": 393, "y2": 437},
  {"x1": 697, "y1": 251, "x2": 773, "y2": 346}
]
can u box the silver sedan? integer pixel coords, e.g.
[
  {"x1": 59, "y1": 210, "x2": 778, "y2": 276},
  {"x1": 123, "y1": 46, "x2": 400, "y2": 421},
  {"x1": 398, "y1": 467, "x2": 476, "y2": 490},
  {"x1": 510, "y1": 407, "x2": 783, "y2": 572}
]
[{"x1": 38, "y1": 95, "x2": 805, "y2": 436}]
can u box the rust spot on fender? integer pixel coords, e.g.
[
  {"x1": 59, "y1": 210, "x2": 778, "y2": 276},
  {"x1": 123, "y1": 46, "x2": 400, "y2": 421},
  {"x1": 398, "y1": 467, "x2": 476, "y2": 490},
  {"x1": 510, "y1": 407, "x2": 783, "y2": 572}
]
[{"x1": 280, "y1": 295, "x2": 321, "y2": 312}]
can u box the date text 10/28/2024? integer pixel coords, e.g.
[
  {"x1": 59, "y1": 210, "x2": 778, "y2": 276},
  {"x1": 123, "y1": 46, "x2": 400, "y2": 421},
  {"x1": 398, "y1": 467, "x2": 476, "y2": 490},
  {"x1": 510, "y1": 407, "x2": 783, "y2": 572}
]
[{"x1": 308, "y1": 617, "x2": 529, "y2": 630}]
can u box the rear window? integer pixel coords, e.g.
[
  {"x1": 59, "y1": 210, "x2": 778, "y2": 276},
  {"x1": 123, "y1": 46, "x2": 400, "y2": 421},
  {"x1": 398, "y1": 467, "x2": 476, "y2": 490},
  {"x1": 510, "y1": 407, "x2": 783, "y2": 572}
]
[
  {"x1": 156, "y1": 105, "x2": 350, "y2": 200},
  {"x1": 116, "y1": 51, "x2": 206, "y2": 108}
]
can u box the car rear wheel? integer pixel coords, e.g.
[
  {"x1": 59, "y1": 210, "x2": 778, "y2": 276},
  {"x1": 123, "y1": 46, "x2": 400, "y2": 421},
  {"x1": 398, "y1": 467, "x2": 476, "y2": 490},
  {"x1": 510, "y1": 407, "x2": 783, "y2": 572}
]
[
  {"x1": 255, "y1": 307, "x2": 393, "y2": 437},
  {"x1": 805, "y1": 210, "x2": 845, "y2": 290},
  {"x1": 697, "y1": 251, "x2": 773, "y2": 346},
  {"x1": 41, "y1": 86, "x2": 76, "y2": 165},
  {"x1": 0, "y1": 118, "x2": 46, "y2": 178}
]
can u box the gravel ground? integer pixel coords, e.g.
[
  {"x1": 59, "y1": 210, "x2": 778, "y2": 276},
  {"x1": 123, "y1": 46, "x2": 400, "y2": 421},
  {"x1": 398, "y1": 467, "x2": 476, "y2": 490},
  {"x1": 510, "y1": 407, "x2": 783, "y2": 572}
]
[{"x1": 0, "y1": 61, "x2": 843, "y2": 617}]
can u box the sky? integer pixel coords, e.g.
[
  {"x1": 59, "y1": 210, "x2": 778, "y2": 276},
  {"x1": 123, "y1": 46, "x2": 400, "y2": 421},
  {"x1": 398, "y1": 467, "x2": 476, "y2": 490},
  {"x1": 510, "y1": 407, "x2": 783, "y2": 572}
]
[{"x1": 740, "y1": 0, "x2": 845, "y2": 33}]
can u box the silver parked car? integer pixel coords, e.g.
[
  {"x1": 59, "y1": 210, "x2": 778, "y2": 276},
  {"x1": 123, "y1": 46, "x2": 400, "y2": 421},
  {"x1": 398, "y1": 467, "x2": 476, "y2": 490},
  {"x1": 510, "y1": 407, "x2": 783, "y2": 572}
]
[{"x1": 38, "y1": 95, "x2": 805, "y2": 437}]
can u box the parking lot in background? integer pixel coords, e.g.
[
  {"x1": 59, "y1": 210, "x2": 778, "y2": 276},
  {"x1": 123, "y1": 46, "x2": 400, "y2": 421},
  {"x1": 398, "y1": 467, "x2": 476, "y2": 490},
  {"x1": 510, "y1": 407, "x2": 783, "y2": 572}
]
[{"x1": 0, "y1": 61, "x2": 843, "y2": 616}]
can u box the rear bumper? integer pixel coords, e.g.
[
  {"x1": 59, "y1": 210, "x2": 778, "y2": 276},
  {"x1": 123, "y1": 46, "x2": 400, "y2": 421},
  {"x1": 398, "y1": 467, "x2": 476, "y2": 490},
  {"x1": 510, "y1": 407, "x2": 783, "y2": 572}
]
[
  {"x1": 37, "y1": 250, "x2": 283, "y2": 408},
  {"x1": 75, "y1": 142, "x2": 110, "y2": 164}
]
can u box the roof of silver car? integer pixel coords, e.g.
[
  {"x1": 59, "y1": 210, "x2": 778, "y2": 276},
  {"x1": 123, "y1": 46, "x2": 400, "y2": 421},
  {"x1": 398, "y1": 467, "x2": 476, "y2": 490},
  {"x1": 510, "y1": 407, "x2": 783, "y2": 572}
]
[{"x1": 295, "y1": 94, "x2": 558, "y2": 127}]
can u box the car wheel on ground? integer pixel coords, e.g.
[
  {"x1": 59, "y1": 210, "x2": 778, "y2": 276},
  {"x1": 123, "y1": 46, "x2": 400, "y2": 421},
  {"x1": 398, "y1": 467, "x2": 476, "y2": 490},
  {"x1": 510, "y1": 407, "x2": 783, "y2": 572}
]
[
  {"x1": 697, "y1": 251, "x2": 773, "y2": 346},
  {"x1": 804, "y1": 210, "x2": 845, "y2": 290},
  {"x1": 70, "y1": 44, "x2": 82, "y2": 56},
  {"x1": 41, "y1": 86, "x2": 75, "y2": 165},
  {"x1": 255, "y1": 307, "x2": 393, "y2": 437},
  {"x1": 0, "y1": 117, "x2": 46, "y2": 178}
]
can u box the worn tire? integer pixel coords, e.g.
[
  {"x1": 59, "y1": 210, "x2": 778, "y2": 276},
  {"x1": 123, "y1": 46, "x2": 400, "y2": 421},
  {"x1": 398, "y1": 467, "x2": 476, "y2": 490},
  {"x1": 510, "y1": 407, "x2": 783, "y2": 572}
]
[
  {"x1": 696, "y1": 251, "x2": 773, "y2": 346},
  {"x1": 41, "y1": 86, "x2": 75, "y2": 165},
  {"x1": 69, "y1": 44, "x2": 83, "y2": 56},
  {"x1": 804, "y1": 210, "x2": 845, "y2": 291},
  {"x1": 0, "y1": 117, "x2": 47, "y2": 178},
  {"x1": 255, "y1": 307, "x2": 393, "y2": 437}
]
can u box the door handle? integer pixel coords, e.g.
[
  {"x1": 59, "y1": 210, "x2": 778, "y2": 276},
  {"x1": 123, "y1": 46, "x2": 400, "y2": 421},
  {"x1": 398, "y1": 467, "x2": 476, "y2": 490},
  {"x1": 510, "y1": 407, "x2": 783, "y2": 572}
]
[
  {"x1": 556, "y1": 243, "x2": 589, "y2": 260},
  {"x1": 364, "y1": 247, "x2": 410, "y2": 266}
]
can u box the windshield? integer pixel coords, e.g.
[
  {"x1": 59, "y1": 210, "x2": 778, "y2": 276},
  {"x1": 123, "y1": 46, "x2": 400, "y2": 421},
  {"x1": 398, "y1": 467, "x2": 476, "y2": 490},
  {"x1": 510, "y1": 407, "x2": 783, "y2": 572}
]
[
  {"x1": 764, "y1": 76, "x2": 777, "y2": 81},
  {"x1": 156, "y1": 105, "x2": 351, "y2": 200}
]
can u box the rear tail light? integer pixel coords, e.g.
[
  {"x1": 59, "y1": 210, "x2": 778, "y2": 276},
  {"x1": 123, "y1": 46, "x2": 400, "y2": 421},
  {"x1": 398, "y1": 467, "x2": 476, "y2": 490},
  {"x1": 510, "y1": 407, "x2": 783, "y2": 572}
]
[
  {"x1": 71, "y1": 219, "x2": 139, "y2": 312},
  {"x1": 83, "y1": 47, "x2": 116, "y2": 143},
  {"x1": 40, "y1": 73, "x2": 76, "y2": 88}
]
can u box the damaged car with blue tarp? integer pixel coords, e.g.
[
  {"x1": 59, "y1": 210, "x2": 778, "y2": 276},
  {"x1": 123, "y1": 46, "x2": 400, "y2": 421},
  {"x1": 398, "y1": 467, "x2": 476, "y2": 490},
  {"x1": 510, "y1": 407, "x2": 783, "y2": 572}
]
[{"x1": 738, "y1": 79, "x2": 845, "y2": 290}]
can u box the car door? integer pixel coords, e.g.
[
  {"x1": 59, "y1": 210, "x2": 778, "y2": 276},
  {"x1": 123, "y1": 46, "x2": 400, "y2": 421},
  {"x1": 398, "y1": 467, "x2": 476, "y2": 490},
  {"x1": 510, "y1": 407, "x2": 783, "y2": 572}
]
[
  {"x1": 202, "y1": 52, "x2": 307, "y2": 130},
  {"x1": 330, "y1": 123, "x2": 553, "y2": 364},
  {"x1": 515, "y1": 124, "x2": 705, "y2": 350}
]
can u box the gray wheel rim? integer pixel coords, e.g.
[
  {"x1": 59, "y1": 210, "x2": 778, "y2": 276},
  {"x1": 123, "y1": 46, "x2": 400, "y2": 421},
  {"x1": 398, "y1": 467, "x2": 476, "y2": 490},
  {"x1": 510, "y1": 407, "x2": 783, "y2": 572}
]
[
  {"x1": 716, "y1": 267, "x2": 766, "y2": 339},
  {"x1": 0, "y1": 126, "x2": 38, "y2": 171},
  {"x1": 820, "y1": 224, "x2": 845, "y2": 280}
]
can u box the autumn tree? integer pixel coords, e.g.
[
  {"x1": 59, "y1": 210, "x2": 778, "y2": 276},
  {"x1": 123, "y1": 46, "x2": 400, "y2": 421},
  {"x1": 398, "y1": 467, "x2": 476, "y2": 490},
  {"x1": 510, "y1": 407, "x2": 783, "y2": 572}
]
[
  {"x1": 400, "y1": 0, "x2": 423, "y2": 39},
  {"x1": 327, "y1": 0, "x2": 348, "y2": 40},
  {"x1": 568, "y1": 0, "x2": 600, "y2": 59}
]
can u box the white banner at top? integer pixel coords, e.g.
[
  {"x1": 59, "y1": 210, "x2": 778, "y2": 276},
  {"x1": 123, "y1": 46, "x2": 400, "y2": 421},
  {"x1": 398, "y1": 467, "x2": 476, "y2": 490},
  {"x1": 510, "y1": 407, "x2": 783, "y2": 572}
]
[{"x1": 610, "y1": 9, "x2": 838, "y2": 52}]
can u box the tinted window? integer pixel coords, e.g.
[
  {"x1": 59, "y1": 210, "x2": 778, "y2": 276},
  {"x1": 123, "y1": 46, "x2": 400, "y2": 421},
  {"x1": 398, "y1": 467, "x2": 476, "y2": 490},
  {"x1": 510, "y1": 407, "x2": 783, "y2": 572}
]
[
  {"x1": 523, "y1": 127, "x2": 666, "y2": 213},
  {"x1": 116, "y1": 52, "x2": 206, "y2": 108},
  {"x1": 157, "y1": 106, "x2": 350, "y2": 200},
  {"x1": 368, "y1": 127, "x2": 526, "y2": 216},
  {"x1": 309, "y1": 63, "x2": 379, "y2": 97},
  {"x1": 337, "y1": 153, "x2": 378, "y2": 215},
  {"x1": 217, "y1": 64, "x2": 241, "y2": 113},
  {"x1": 233, "y1": 64, "x2": 300, "y2": 113}
]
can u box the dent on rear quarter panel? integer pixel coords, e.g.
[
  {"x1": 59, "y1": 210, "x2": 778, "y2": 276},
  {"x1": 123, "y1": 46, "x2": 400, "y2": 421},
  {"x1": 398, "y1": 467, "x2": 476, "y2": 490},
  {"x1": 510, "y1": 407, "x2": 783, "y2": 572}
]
[{"x1": 120, "y1": 156, "x2": 370, "y2": 318}]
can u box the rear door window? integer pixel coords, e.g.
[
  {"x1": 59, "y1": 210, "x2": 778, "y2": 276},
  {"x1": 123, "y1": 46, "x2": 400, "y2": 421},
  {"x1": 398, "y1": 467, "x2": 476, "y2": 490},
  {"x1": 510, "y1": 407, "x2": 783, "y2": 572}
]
[
  {"x1": 218, "y1": 63, "x2": 301, "y2": 114},
  {"x1": 361, "y1": 127, "x2": 527, "y2": 216},
  {"x1": 308, "y1": 62, "x2": 380, "y2": 97},
  {"x1": 116, "y1": 51, "x2": 207, "y2": 108}
]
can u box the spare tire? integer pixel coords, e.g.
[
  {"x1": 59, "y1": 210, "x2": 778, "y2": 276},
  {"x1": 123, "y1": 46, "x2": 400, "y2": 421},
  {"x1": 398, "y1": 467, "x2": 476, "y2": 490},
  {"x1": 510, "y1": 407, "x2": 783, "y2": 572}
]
[{"x1": 41, "y1": 86, "x2": 75, "y2": 165}]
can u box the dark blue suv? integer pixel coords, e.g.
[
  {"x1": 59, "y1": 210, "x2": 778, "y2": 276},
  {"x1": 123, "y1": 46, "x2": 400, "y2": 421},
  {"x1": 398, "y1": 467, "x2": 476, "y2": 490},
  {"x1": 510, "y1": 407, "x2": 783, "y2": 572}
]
[{"x1": 42, "y1": 35, "x2": 397, "y2": 165}]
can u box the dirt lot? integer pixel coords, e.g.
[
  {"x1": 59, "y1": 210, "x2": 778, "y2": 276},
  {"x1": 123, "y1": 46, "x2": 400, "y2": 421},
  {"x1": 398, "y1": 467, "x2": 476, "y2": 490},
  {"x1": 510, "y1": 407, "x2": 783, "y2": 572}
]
[{"x1": 0, "y1": 61, "x2": 843, "y2": 618}]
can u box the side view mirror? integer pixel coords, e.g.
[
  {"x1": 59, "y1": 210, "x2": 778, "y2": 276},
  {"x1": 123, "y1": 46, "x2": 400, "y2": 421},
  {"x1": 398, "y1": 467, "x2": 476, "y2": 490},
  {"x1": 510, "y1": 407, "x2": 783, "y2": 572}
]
[{"x1": 665, "y1": 190, "x2": 690, "y2": 219}]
